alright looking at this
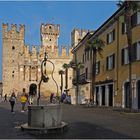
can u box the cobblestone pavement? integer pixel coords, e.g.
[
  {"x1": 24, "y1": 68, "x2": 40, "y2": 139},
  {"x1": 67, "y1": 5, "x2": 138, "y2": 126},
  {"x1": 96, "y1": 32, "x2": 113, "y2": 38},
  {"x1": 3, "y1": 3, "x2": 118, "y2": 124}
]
[{"x1": 0, "y1": 99, "x2": 140, "y2": 139}]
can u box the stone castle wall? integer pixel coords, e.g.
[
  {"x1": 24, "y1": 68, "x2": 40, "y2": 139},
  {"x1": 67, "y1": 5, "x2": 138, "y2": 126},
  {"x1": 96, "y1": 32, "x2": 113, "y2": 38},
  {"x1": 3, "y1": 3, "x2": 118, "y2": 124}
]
[{"x1": 2, "y1": 23, "x2": 73, "y2": 97}]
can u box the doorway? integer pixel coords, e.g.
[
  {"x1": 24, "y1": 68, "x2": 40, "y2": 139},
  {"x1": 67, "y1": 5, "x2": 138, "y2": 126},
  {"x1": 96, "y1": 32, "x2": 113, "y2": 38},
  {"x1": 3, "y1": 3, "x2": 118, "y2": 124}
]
[
  {"x1": 96, "y1": 87, "x2": 99, "y2": 105},
  {"x1": 124, "y1": 82, "x2": 130, "y2": 108},
  {"x1": 29, "y1": 83, "x2": 37, "y2": 96},
  {"x1": 108, "y1": 84, "x2": 113, "y2": 106},
  {"x1": 101, "y1": 86, "x2": 105, "y2": 106},
  {"x1": 137, "y1": 80, "x2": 140, "y2": 109}
]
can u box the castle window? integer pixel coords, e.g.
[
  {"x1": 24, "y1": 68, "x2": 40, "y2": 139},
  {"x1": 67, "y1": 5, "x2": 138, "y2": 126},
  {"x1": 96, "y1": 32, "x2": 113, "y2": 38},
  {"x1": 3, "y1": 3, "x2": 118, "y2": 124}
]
[
  {"x1": 49, "y1": 26, "x2": 52, "y2": 29},
  {"x1": 12, "y1": 46, "x2": 15, "y2": 50},
  {"x1": 50, "y1": 39, "x2": 51, "y2": 41},
  {"x1": 12, "y1": 71, "x2": 14, "y2": 73}
]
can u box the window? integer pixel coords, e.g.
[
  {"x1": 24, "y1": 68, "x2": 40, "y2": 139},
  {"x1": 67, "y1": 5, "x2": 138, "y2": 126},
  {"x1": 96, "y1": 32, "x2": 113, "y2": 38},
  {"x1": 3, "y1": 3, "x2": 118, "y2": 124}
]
[
  {"x1": 12, "y1": 46, "x2": 15, "y2": 50},
  {"x1": 107, "y1": 29, "x2": 115, "y2": 44},
  {"x1": 131, "y1": 11, "x2": 140, "y2": 27},
  {"x1": 132, "y1": 41, "x2": 140, "y2": 61},
  {"x1": 122, "y1": 23, "x2": 127, "y2": 34},
  {"x1": 137, "y1": 41, "x2": 140, "y2": 60},
  {"x1": 106, "y1": 54, "x2": 115, "y2": 70},
  {"x1": 137, "y1": 11, "x2": 140, "y2": 24},
  {"x1": 122, "y1": 48, "x2": 129, "y2": 65},
  {"x1": 96, "y1": 61, "x2": 100, "y2": 74},
  {"x1": 12, "y1": 71, "x2": 14, "y2": 78},
  {"x1": 50, "y1": 39, "x2": 51, "y2": 41}
]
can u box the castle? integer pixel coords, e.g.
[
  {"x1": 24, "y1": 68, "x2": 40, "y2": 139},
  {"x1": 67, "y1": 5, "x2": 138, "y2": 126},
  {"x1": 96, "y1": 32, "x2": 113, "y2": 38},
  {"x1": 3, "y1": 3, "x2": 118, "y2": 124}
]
[{"x1": 2, "y1": 23, "x2": 73, "y2": 97}]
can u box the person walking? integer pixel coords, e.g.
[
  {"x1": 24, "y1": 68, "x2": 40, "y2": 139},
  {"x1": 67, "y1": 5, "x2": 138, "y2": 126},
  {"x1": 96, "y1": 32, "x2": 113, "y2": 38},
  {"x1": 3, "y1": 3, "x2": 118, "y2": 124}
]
[
  {"x1": 29, "y1": 95, "x2": 34, "y2": 105},
  {"x1": 9, "y1": 92, "x2": 16, "y2": 113},
  {"x1": 4, "y1": 94, "x2": 7, "y2": 102},
  {"x1": 20, "y1": 89, "x2": 27, "y2": 112}
]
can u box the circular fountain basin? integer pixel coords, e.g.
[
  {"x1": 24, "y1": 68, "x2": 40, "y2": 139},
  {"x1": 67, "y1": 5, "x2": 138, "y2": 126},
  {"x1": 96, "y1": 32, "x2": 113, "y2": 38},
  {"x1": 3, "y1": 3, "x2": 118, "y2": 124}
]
[{"x1": 21, "y1": 104, "x2": 68, "y2": 134}]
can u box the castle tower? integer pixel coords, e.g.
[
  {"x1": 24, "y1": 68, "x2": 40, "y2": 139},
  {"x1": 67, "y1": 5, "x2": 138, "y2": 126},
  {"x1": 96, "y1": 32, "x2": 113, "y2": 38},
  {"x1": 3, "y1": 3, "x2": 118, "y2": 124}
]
[
  {"x1": 40, "y1": 23, "x2": 60, "y2": 52},
  {"x1": 71, "y1": 28, "x2": 89, "y2": 48},
  {"x1": 2, "y1": 23, "x2": 25, "y2": 95}
]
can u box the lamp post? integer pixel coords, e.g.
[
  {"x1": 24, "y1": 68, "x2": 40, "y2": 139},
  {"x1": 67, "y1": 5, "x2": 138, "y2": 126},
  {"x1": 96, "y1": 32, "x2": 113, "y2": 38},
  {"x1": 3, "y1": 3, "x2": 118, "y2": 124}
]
[{"x1": 37, "y1": 52, "x2": 49, "y2": 105}]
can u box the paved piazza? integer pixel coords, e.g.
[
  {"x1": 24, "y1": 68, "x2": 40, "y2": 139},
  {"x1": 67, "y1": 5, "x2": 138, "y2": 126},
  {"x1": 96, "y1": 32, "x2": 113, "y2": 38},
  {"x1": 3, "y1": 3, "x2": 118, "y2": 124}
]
[{"x1": 0, "y1": 99, "x2": 140, "y2": 139}]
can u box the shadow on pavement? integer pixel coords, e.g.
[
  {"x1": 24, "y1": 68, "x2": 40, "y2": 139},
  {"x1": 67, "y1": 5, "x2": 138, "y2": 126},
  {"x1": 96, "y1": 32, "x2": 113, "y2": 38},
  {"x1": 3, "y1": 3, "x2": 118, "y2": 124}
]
[
  {"x1": 0, "y1": 102, "x2": 136, "y2": 139},
  {"x1": 34, "y1": 121, "x2": 132, "y2": 139}
]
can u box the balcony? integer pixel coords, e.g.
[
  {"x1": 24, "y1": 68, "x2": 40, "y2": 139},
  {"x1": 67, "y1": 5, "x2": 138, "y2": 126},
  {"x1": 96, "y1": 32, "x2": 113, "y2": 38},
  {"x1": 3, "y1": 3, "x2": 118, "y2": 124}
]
[{"x1": 72, "y1": 73, "x2": 91, "y2": 85}]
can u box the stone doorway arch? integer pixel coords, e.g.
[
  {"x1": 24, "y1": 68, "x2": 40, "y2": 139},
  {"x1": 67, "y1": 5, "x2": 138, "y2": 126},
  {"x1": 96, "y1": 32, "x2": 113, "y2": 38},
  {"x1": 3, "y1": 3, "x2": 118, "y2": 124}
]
[{"x1": 29, "y1": 83, "x2": 37, "y2": 96}]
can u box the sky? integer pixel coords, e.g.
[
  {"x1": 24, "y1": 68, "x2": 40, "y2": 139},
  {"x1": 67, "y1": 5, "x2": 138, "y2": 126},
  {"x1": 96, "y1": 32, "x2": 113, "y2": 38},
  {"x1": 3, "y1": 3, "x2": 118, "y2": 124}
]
[{"x1": 0, "y1": 1, "x2": 118, "y2": 80}]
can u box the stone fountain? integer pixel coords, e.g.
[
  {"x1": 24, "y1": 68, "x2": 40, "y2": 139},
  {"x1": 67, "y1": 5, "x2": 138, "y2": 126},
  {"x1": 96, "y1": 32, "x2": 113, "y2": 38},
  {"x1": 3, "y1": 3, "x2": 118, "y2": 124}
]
[{"x1": 21, "y1": 52, "x2": 68, "y2": 134}]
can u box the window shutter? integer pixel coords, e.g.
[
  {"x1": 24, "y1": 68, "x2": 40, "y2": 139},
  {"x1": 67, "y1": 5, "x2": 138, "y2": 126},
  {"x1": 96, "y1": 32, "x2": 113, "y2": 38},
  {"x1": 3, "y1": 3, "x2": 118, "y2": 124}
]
[
  {"x1": 98, "y1": 61, "x2": 100, "y2": 73},
  {"x1": 122, "y1": 23, "x2": 125, "y2": 34},
  {"x1": 131, "y1": 12, "x2": 137, "y2": 27},
  {"x1": 106, "y1": 57, "x2": 109, "y2": 70},
  {"x1": 83, "y1": 54, "x2": 84, "y2": 63},
  {"x1": 113, "y1": 29, "x2": 115, "y2": 41},
  {"x1": 121, "y1": 49, "x2": 124, "y2": 65},
  {"x1": 113, "y1": 54, "x2": 115, "y2": 68},
  {"x1": 132, "y1": 43, "x2": 137, "y2": 62},
  {"x1": 107, "y1": 34, "x2": 109, "y2": 44}
]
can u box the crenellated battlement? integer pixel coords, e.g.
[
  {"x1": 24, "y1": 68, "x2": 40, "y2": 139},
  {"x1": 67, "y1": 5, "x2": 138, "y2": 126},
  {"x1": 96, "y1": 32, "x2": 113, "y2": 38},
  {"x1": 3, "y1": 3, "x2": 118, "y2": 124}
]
[
  {"x1": 71, "y1": 28, "x2": 89, "y2": 47},
  {"x1": 41, "y1": 23, "x2": 60, "y2": 35},
  {"x1": 2, "y1": 23, "x2": 25, "y2": 40}
]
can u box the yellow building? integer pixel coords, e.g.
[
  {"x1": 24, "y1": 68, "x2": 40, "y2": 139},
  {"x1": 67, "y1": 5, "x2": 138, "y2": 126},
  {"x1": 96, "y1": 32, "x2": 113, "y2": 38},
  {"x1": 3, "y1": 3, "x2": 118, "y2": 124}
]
[{"x1": 72, "y1": 5, "x2": 140, "y2": 109}]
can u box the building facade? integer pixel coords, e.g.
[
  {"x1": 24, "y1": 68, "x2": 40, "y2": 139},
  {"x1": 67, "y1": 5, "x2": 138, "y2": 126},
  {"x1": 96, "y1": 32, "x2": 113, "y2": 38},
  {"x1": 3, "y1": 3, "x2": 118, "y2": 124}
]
[
  {"x1": 72, "y1": 4, "x2": 140, "y2": 109},
  {"x1": 2, "y1": 23, "x2": 73, "y2": 97},
  {"x1": 70, "y1": 28, "x2": 90, "y2": 104}
]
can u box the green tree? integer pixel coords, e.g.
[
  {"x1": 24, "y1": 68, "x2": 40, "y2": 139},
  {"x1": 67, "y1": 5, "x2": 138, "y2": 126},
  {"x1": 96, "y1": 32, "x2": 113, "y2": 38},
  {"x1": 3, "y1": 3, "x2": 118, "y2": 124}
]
[
  {"x1": 85, "y1": 37, "x2": 105, "y2": 104},
  {"x1": 117, "y1": 1, "x2": 139, "y2": 108},
  {"x1": 58, "y1": 70, "x2": 64, "y2": 96},
  {"x1": 69, "y1": 61, "x2": 84, "y2": 104}
]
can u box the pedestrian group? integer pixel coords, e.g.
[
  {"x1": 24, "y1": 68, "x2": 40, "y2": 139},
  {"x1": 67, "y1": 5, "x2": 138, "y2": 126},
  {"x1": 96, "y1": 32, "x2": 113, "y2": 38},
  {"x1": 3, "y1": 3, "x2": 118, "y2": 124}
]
[{"x1": 6, "y1": 89, "x2": 35, "y2": 114}]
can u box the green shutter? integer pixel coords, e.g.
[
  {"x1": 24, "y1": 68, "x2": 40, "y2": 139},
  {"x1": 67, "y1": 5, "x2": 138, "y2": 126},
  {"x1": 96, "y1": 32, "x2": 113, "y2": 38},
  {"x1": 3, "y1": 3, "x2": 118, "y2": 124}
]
[
  {"x1": 121, "y1": 49, "x2": 124, "y2": 65},
  {"x1": 113, "y1": 29, "x2": 115, "y2": 41},
  {"x1": 106, "y1": 57, "x2": 109, "y2": 70}
]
